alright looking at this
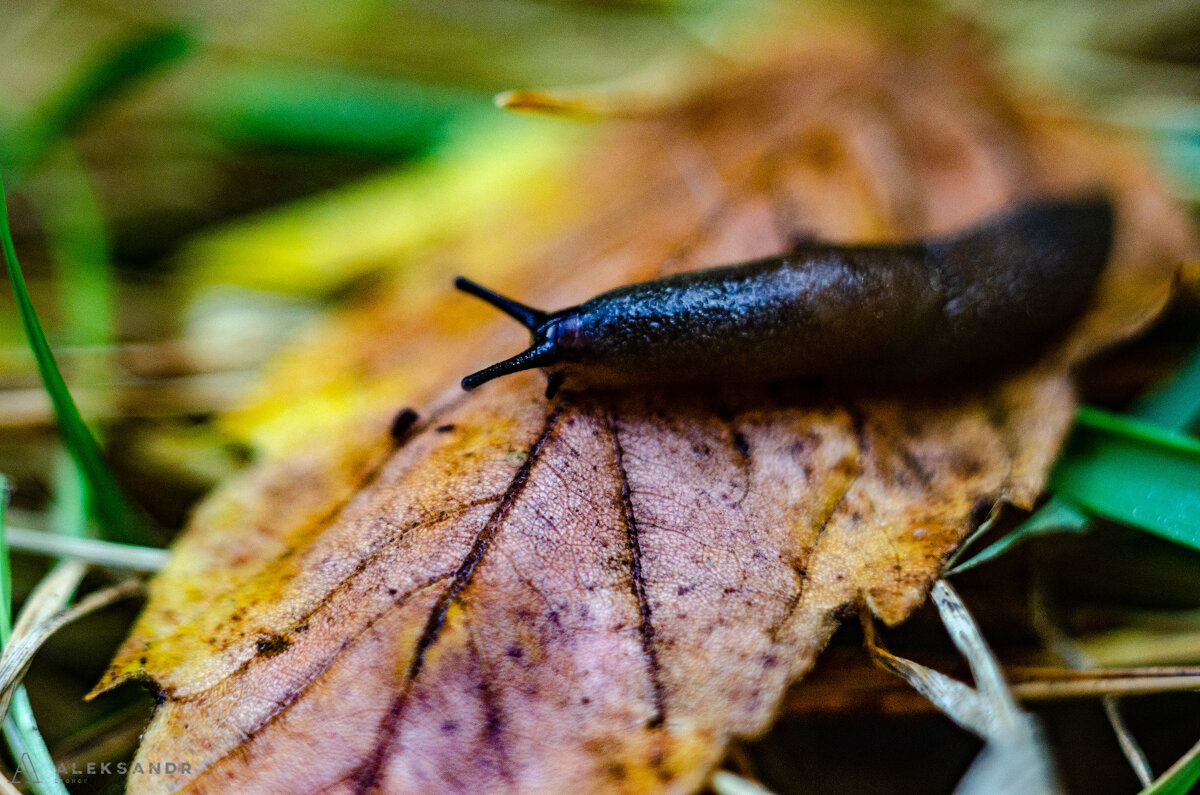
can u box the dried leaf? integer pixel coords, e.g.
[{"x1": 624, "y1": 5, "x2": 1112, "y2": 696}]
[{"x1": 94, "y1": 32, "x2": 1196, "y2": 793}]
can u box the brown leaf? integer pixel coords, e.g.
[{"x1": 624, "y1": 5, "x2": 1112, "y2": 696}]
[{"x1": 95, "y1": 32, "x2": 1195, "y2": 793}]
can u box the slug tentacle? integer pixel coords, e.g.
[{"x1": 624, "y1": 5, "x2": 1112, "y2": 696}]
[
  {"x1": 455, "y1": 278, "x2": 568, "y2": 393},
  {"x1": 460, "y1": 341, "x2": 560, "y2": 392}
]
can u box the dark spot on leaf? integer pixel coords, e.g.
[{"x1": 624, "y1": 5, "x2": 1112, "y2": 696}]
[
  {"x1": 390, "y1": 408, "x2": 420, "y2": 441},
  {"x1": 506, "y1": 645, "x2": 523, "y2": 659},
  {"x1": 255, "y1": 634, "x2": 291, "y2": 657},
  {"x1": 440, "y1": 720, "x2": 458, "y2": 734},
  {"x1": 733, "y1": 432, "x2": 750, "y2": 456},
  {"x1": 435, "y1": 424, "x2": 456, "y2": 433}
]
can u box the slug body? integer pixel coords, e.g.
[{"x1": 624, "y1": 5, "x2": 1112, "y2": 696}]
[{"x1": 457, "y1": 196, "x2": 1113, "y2": 397}]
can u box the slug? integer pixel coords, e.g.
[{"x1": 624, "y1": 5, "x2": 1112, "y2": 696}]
[{"x1": 456, "y1": 196, "x2": 1113, "y2": 398}]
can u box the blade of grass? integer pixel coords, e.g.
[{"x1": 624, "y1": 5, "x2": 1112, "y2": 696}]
[
  {"x1": 950, "y1": 339, "x2": 1200, "y2": 572},
  {"x1": 33, "y1": 148, "x2": 121, "y2": 550},
  {"x1": 1130, "y1": 339, "x2": 1200, "y2": 432},
  {"x1": 0, "y1": 580, "x2": 143, "y2": 721},
  {"x1": 3, "y1": 696, "x2": 67, "y2": 795},
  {"x1": 0, "y1": 175, "x2": 154, "y2": 545},
  {"x1": 188, "y1": 62, "x2": 481, "y2": 154},
  {"x1": 1139, "y1": 735, "x2": 1200, "y2": 795},
  {"x1": 0, "y1": 477, "x2": 11, "y2": 638},
  {"x1": 1104, "y1": 696, "x2": 1153, "y2": 787},
  {"x1": 2, "y1": 27, "x2": 193, "y2": 178},
  {"x1": 4, "y1": 527, "x2": 168, "y2": 572},
  {"x1": 1071, "y1": 404, "x2": 1200, "y2": 454},
  {"x1": 49, "y1": 451, "x2": 86, "y2": 545},
  {"x1": 947, "y1": 498, "x2": 1089, "y2": 575},
  {"x1": 0, "y1": 477, "x2": 69, "y2": 795},
  {"x1": 0, "y1": 24, "x2": 191, "y2": 543},
  {"x1": 0, "y1": 27, "x2": 189, "y2": 552},
  {"x1": 1046, "y1": 406, "x2": 1200, "y2": 547},
  {"x1": 3, "y1": 457, "x2": 90, "y2": 794},
  {"x1": 35, "y1": 147, "x2": 115, "y2": 353}
]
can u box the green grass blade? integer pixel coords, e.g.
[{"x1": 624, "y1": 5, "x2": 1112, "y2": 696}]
[
  {"x1": 1072, "y1": 405, "x2": 1200, "y2": 454},
  {"x1": 0, "y1": 32, "x2": 173, "y2": 783},
  {"x1": 1047, "y1": 406, "x2": 1200, "y2": 548},
  {"x1": 3, "y1": 27, "x2": 193, "y2": 177},
  {"x1": 189, "y1": 63, "x2": 480, "y2": 154},
  {"x1": 947, "y1": 498, "x2": 1090, "y2": 575},
  {"x1": 1139, "y1": 736, "x2": 1200, "y2": 795},
  {"x1": 50, "y1": 450, "x2": 88, "y2": 544},
  {"x1": 3, "y1": 694, "x2": 69, "y2": 795},
  {"x1": 0, "y1": 477, "x2": 69, "y2": 794},
  {"x1": 952, "y1": 339, "x2": 1200, "y2": 572},
  {"x1": 0, "y1": 175, "x2": 154, "y2": 545},
  {"x1": 0, "y1": 476, "x2": 10, "y2": 639},
  {"x1": 35, "y1": 148, "x2": 115, "y2": 352},
  {"x1": 1130, "y1": 341, "x2": 1200, "y2": 431},
  {"x1": 5, "y1": 459, "x2": 89, "y2": 791}
]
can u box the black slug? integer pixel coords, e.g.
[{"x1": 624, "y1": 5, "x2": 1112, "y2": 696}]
[{"x1": 456, "y1": 196, "x2": 1113, "y2": 398}]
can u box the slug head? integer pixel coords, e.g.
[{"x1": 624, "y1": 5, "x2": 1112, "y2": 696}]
[{"x1": 455, "y1": 277, "x2": 575, "y2": 397}]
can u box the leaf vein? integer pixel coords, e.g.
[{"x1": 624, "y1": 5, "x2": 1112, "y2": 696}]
[
  {"x1": 605, "y1": 406, "x2": 667, "y2": 730},
  {"x1": 350, "y1": 405, "x2": 563, "y2": 792}
]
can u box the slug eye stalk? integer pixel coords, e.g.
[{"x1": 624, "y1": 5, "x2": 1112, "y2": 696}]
[
  {"x1": 455, "y1": 277, "x2": 562, "y2": 394},
  {"x1": 454, "y1": 277, "x2": 547, "y2": 331}
]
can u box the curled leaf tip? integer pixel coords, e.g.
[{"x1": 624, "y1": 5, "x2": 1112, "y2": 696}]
[{"x1": 495, "y1": 89, "x2": 616, "y2": 118}]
